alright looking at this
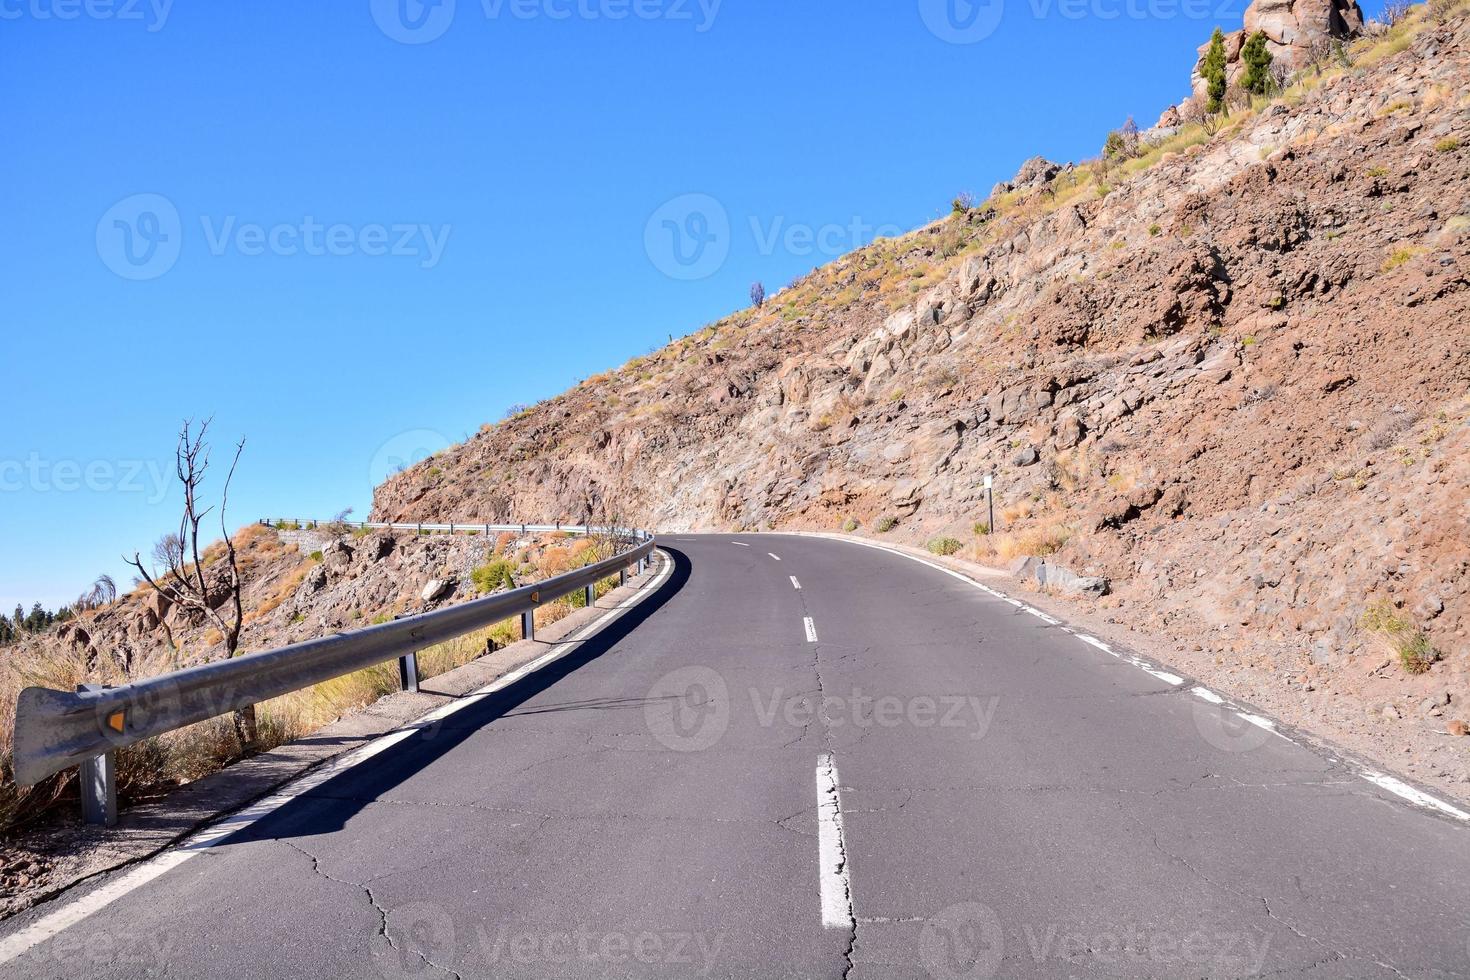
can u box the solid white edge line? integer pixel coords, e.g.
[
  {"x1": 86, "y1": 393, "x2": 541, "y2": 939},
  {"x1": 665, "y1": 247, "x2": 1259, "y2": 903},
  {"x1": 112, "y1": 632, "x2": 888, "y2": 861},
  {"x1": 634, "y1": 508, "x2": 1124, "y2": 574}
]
[
  {"x1": 1360, "y1": 772, "x2": 1470, "y2": 821},
  {"x1": 816, "y1": 752, "x2": 853, "y2": 929},
  {"x1": 804, "y1": 616, "x2": 818, "y2": 643},
  {"x1": 0, "y1": 551, "x2": 677, "y2": 966},
  {"x1": 789, "y1": 576, "x2": 802, "y2": 590},
  {"x1": 770, "y1": 531, "x2": 1470, "y2": 826}
]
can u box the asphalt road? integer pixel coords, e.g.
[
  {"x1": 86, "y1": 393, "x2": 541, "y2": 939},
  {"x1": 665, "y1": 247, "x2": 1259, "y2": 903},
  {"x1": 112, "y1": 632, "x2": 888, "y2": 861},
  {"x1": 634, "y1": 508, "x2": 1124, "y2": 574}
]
[{"x1": 3, "y1": 534, "x2": 1468, "y2": 979}]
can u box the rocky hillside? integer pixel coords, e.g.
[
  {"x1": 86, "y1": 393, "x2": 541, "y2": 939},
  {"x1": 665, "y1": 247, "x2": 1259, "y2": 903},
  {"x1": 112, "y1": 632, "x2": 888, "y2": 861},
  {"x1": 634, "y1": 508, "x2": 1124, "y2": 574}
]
[{"x1": 374, "y1": 6, "x2": 1470, "y2": 790}]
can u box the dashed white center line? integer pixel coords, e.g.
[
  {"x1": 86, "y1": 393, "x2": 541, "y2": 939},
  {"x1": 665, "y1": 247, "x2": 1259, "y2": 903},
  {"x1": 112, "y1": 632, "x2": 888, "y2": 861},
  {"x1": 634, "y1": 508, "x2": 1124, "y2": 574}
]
[
  {"x1": 731, "y1": 541, "x2": 749, "y2": 547},
  {"x1": 790, "y1": 576, "x2": 802, "y2": 590},
  {"x1": 768, "y1": 552, "x2": 782, "y2": 561},
  {"x1": 816, "y1": 753, "x2": 854, "y2": 929},
  {"x1": 804, "y1": 617, "x2": 818, "y2": 642}
]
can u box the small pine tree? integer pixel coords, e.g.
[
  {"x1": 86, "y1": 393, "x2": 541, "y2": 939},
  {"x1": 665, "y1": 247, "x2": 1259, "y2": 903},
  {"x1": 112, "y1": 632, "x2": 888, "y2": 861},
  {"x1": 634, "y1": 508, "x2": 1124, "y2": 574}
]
[
  {"x1": 1202, "y1": 28, "x2": 1229, "y2": 114},
  {"x1": 1240, "y1": 30, "x2": 1273, "y2": 95}
]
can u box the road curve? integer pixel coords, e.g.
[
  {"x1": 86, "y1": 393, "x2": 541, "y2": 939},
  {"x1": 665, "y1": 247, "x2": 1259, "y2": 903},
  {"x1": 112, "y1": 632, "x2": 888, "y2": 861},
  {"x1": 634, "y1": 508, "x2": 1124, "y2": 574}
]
[{"x1": 1, "y1": 534, "x2": 1467, "y2": 979}]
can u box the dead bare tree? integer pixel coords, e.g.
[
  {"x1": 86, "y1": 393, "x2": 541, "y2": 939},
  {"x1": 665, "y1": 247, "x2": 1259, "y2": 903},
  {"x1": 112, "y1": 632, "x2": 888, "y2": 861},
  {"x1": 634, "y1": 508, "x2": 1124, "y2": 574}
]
[
  {"x1": 74, "y1": 574, "x2": 118, "y2": 612},
  {"x1": 125, "y1": 419, "x2": 254, "y2": 746}
]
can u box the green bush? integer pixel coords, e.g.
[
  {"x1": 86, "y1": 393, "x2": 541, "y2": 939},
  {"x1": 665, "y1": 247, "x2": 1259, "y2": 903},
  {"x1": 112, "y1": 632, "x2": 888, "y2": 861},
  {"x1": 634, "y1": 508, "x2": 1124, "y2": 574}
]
[
  {"x1": 308, "y1": 550, "x2": 324, "y2": 562},
  {"x1": 1202, "y1": 28, "x2": 1228, "y2": 113},
  {"x1": 973, "y1": 521, "x2": 991, "y2": 536},
  {"x1": 926, "y1": 537, "x2": 962, "y2": 556},
  {"x1": 842, "y1": 518, "x2": 859, "y2": 532},
  {"x1": 875, "y1": 516, "x2": 897, "y2": 533},
  {"x1": 1240, "y1": 29, "x2": 1273, "y2": 94},
  {"x1": 471, "y1": 560, "x2": 517, "y2": 594}
]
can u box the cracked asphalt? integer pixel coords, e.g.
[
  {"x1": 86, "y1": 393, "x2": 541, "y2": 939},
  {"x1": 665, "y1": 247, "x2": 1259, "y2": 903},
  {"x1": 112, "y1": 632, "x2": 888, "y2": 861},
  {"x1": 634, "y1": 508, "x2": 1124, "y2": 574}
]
[{"x1": 3, "y1": 534, "x2": 1469, "y2": 978}]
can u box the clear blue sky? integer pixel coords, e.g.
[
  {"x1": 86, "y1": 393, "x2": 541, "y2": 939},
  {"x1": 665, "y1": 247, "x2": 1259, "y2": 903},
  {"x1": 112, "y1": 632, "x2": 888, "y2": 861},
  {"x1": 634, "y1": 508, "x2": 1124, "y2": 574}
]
[{"x1": 0, "y1": 0, "x2": 1385, "y2": 611}]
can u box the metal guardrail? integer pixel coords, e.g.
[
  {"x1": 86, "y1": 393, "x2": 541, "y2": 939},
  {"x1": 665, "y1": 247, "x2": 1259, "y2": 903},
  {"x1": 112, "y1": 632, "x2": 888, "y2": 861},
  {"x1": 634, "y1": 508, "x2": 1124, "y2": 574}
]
[
  {"x1": 260, "y1": 519, "x2": 630, "y2": 537},
  {"x1": 12, "y1": 527, "x2": 656, "y2": 825}
]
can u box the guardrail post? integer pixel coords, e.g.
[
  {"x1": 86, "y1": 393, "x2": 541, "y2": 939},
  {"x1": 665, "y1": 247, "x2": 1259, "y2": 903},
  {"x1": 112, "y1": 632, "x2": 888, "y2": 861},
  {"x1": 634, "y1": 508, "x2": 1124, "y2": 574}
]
[
  {"x1": 521, "y1": 610, "x2": 535, "y2": 642},
  {"x1": 398, "y1": 652, "x2": 419, "y2": 693},
  {"x1": 583, "y1": 584, "x2": 596, "y2": 608},
  {"x1": 77, "y1": 684, "x2": 117, "y2": 828},
  {"x1": 619, "y1": 568, "x2": 627, "y2": 587}
]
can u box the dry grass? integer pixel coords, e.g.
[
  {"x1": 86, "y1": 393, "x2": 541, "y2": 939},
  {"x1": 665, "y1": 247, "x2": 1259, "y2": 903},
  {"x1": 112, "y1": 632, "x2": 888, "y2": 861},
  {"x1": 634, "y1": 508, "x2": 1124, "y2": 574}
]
[
  {"x1": 1361, "y1": 600, "x2": 1438, "y2": 674},
  {"x1": 992, "y1": 522, "x2": 1073, "y2": 561}
]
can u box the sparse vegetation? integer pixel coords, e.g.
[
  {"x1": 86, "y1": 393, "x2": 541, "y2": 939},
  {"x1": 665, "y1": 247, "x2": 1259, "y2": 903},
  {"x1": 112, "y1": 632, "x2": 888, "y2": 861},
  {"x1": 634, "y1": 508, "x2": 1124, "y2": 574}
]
[
  {"x1": 471, "y1": 559, "x2": 517, "y2": 594},
  {"x1": 926, "y1": 537, "x2": 962, "y2": 556},
  {"x1": 1435, "y1": 137, "x2": 1461, "y2": 152},
  {"x1": 842, "y1": 518, "x2": 859, "y2": 532},
  {"x1": 875, "y1": 516, "x2": 897, "y2": 533},
  {"x1": 993, "y1": 523, "x2": 1072, "y2": 561},
  {"x1": 1381, "y1": 246, "x2": 1423, "y2": 271},
  {"x1": 1361, "y1": 600, "x2": 1438, "y2": 674}
]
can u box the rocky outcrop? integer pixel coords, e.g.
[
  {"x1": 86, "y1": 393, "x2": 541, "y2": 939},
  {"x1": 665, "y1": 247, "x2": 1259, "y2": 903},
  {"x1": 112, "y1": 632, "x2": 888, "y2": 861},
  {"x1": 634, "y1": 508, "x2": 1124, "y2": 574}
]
[
  {"x1": 990, "y1": 156, "x2": 1066, "y2": 198},
  {"x1": 1189, "y1": 0, "x2": 1365, "y2": 102}
]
